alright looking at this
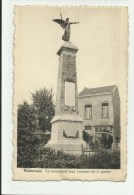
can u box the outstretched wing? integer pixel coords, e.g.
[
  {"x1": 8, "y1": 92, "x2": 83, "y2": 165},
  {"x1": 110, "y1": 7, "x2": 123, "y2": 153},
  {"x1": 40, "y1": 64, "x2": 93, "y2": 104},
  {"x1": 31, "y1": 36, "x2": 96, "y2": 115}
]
[{"x1": 53, "y1": 19, "x2": 66, "y2": 29}]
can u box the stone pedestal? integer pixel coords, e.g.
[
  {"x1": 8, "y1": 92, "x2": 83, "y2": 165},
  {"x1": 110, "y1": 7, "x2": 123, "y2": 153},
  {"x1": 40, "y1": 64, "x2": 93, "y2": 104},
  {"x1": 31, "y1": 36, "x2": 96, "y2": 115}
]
[{"x1": 45, "y1": 42, "x2": 86, "y2": 155}]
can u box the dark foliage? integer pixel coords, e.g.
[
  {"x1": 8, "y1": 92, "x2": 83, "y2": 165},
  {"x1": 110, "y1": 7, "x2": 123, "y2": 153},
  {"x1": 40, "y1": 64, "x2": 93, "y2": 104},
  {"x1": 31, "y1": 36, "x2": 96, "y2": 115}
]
[
  {"x1": 17, "y1": 101, "x2": 39, "y2": 167},
  {"x1": 17, "y1": 136, "x2": 50, "y2": 168},
  {"x1": 17, "y1": 88, "x2": 55, "y2": 167},
  {"x1": 18, "y1": 143, "x2": 120, "y2": 169},
  {"x1": 31, "y1": 87, "x2": 55, "y2": 132},
  {"x1": 83, "y1": 130, "x2": 90, "y2": 143}
]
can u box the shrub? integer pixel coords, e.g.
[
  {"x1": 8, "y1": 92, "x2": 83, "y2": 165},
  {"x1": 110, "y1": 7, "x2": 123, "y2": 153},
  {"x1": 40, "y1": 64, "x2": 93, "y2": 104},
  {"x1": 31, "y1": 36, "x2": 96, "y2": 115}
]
[{"x1": 19, "y1": 144, "x2": 120, "y2": 169}]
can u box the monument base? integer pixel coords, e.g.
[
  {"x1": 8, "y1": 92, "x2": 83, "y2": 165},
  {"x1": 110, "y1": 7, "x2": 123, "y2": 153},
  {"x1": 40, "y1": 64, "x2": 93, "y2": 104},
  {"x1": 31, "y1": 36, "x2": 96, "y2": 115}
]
[
  {"x1": 45, "y1": 114, "x2": 87, "y2": 155},
  {"x1": 45, "y1": 139, "x2": 86, "y2": 155}
]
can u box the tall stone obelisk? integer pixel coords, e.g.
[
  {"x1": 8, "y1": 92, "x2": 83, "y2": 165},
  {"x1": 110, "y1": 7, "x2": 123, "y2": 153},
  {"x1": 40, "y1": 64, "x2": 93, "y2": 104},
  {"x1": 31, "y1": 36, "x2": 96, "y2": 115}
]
[{"x1": 46, "y1": 42, "x2": 86, "y2": 155}]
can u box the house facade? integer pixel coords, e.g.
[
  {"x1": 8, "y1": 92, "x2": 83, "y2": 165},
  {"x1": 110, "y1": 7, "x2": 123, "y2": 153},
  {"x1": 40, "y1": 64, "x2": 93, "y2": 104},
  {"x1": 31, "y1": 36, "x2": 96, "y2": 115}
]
[{"x1": 78, "y1": 85, "x2": 120, "y2": 147}]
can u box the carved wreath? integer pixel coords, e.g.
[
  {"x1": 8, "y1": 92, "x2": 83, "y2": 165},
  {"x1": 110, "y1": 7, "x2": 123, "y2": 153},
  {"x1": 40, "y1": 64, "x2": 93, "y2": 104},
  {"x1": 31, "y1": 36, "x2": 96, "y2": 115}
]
[{"x1": 63, "y1": 130, "x2": 79, "y2": 139}]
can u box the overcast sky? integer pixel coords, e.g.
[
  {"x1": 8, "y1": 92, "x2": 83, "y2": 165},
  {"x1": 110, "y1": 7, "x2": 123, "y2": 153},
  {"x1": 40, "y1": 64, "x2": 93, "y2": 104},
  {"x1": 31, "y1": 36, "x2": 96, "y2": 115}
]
[{"x1": 14, "y1": 6, "x2": 127, "y2": 105}]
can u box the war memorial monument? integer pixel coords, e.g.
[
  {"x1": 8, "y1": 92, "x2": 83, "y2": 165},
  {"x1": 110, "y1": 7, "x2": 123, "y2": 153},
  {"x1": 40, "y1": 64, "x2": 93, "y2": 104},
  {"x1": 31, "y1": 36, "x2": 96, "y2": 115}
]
[{"x1": 46, "y1": 17, "x2": 86, "y2": 154}]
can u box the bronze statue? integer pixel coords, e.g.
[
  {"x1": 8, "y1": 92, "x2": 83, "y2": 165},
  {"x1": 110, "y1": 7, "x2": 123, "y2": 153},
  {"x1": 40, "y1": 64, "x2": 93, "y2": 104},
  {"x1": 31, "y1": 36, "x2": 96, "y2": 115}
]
[{"x1": 53, "y1": 17, "x2": 79, "y2": 42}]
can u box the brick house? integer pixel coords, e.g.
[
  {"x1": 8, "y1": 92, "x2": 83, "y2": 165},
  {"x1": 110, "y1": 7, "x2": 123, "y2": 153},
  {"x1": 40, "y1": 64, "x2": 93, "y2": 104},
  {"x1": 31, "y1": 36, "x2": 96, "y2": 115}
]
[{"x1": 78, "y1": 85, "x2": 120, "y2": 147}]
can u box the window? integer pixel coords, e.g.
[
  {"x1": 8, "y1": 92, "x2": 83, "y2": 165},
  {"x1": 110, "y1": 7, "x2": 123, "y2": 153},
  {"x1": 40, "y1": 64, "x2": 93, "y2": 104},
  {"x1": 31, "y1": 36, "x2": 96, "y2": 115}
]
[
  {"x1": 85, "y1": 126, "x2": 92, "y2": 130},
  {"x1": 95, "y1": 127, "x2": 99, "y2": 132},
  {"x1": 95, "y1": 126, "x2": 108, "y2": 132},
  {"x1": 95, "y1": 126, "x2": 102, "y2": 132},
  {"x1": 85, "y1": 105, "x2": 92, "y2": 119},
  {"x1": 102, "y1": 103, "x2": 109, "y2": 118}
]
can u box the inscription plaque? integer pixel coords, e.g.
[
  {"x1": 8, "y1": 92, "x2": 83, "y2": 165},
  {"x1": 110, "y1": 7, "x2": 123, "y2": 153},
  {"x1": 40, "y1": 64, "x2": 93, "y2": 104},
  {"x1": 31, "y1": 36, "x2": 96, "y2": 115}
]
[{"x1": 65, "y1": 81, "x2": 75, "y2": 107}]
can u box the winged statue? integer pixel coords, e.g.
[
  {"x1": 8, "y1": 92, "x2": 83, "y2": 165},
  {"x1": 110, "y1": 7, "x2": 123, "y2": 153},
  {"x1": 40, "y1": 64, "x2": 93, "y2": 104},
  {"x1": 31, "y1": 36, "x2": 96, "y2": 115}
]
[{"x1": 53, "y1": 17, "x2": 79, "y2": 42}]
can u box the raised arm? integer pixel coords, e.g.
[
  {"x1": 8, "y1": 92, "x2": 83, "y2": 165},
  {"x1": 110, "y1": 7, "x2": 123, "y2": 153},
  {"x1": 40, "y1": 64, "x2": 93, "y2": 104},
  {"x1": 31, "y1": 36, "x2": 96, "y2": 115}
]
[{"x1": 70, "y1": 22, "x2": 79, "y2": 25}]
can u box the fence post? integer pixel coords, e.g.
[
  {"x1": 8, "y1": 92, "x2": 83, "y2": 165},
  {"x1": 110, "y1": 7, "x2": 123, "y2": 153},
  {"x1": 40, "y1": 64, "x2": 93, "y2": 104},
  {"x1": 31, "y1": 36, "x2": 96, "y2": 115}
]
[{"x1": 81, "y1": 144, "x2": 84, "y2": 156}]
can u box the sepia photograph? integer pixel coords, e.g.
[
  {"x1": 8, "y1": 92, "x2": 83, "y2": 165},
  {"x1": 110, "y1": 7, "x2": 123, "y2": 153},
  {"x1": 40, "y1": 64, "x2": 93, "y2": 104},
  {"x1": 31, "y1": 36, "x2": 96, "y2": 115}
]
[{"x1": 13, "y1": 6, "x2": 128, "y2": 181}]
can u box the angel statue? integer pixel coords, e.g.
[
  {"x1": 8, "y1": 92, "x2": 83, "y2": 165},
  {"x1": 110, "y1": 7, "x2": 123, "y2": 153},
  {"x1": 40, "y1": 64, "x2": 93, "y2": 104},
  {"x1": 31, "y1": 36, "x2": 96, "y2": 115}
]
[{"x1": 53, "y1": 16, "x2": 79, "y2": 42}]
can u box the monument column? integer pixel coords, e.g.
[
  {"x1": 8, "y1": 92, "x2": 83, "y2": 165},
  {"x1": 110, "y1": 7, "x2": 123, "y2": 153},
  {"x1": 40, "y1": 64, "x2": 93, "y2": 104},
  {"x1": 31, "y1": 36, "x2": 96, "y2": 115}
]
[
  {"x1": 45, "y1": 42, "x2": 86, "y2": 155},
  {"x1": 56, "y1": 42, "x2": 79, "y2": 115}
]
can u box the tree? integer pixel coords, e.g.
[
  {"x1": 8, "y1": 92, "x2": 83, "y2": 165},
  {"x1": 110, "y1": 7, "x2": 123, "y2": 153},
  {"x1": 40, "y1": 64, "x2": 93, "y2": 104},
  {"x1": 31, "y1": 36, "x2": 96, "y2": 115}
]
[
  {"x1": 31, "y1": 87, "x2": 55, "y2": 132},
  {"x1": 17, "y1": 101, "x2": 39, "y2": 134},
  {"x1": 17, "y1": 101, "x2": 39, "y2": 167},
  {"x1": 17, "y1": 88, "x2": 55, "y2": 167}
]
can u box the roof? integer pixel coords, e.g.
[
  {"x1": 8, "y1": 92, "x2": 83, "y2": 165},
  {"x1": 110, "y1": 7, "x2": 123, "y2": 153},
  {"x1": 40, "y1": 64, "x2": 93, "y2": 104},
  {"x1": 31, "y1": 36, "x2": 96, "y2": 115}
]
[{"x1": 78, "y1": 85, "x2": 116, "y2": 97}]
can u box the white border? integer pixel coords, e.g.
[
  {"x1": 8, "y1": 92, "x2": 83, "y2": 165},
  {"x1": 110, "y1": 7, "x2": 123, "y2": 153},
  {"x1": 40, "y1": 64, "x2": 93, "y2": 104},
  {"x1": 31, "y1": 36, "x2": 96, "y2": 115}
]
[{"x1": 2, "y1": 0, "x2": 134, "y2": 194}]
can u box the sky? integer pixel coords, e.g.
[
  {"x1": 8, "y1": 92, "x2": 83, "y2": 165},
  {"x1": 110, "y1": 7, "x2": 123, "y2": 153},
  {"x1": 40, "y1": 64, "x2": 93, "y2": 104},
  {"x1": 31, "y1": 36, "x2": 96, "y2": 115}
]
[{"x1": 14, "y1": 6, "x2": 128, "y2": 105}]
